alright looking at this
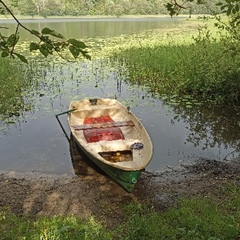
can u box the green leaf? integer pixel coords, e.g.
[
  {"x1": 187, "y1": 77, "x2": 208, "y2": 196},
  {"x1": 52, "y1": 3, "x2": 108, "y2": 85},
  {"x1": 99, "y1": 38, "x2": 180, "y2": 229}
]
[
  {"x1": 44, "y1": 43, "x2": 53, "y2": 50},
  {"x1": 31, "y1": 30, "x2": 40, "y2": 36},
  {"x1": 165, "y1": 3, "x2": 176, "y2": 16},
  {"x1": 1, "y1": 51, "x2": 9, "y2": 57},
  {"x1": 39, "y1": 45, "x2": 49, "y2": 57},
  {"x1": 67, "y1": 39, "x2": 87, "y2": 49},
  {"x1": 41, "y1": 27, "x2": 53, "y2": 35},
  {"x1": 12, "y1": 53, "x2": 28, "y2": 64},
  {"x1": 30, "y1": 42, "x2": 39, "y2": 51},
  {"x1": 0, "y1": 41, "x2": 7, "y2": 48},
  {"x1": 226, "y1": 6, "x2": 232, "y2": 15},
  {"x1": 235, "y1": 4, "x2": 239, "y2": 12},
  {"x1": 69, "y1": 45, "x2": 80, "y2": 58},
  {"x1": 7, "y1": 34, "x2": 19, "y2": 47},
  {"x1": 41, "y1": 27, "x2": 64, "y2": 39},
  {"x1": 80, "y1": 50, "x2": 91, "y2": 60},
  {"x1": 85, "y1": 53, "x2": 91, "y2": 60}
]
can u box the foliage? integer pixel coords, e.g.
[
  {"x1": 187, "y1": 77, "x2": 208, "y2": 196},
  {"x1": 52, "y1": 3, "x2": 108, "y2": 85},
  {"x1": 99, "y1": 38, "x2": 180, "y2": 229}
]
[
  {"x1": 169, "y1": 99, "x2": 240, "y2": 151},
  {"x1": 0, "y1": 211, "x2": 113, "y2": 239},
  {"x1": 1, "y1": 183, "x2": 240, "y2": 239},
  {"x1": 0, "y1": 0, "x2": 90, "y2": 63},
  {"x1": 166, "y1": 0, "x2": 240, "y2": 21},
  {"x1": 111, "y1": 20, "x2": 240, "y2": 105},
  {"x1": 163, "y1": 1, "x2": 240, "y2": 104},
  {"x1": 119, "y1": 185, "x2": 240, "y2": 239},
  {"x1": 0, "y1": 0, "x2": 229, "y2": 17}
]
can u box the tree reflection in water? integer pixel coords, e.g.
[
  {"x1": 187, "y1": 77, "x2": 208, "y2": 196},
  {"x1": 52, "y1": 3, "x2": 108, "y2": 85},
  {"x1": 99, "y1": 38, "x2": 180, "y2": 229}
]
[{"x1": 169, "y1": 101, "x2": 240, "y2": 153}]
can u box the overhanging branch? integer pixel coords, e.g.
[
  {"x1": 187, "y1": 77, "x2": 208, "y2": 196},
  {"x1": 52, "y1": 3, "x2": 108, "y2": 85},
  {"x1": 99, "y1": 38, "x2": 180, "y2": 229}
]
[{"x1": 174, "y1": 0, "x2": 188, "y2": 10}]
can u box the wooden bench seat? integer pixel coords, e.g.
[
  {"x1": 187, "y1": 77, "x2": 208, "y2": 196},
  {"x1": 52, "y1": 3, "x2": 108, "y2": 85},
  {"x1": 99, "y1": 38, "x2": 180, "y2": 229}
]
[{"x1": 72, "y1": 120, "x2": 134, "y2": 131}]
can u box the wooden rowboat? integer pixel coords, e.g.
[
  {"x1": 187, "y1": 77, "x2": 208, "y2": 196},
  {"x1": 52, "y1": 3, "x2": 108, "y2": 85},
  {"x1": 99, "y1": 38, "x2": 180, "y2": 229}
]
[{"x1": 68, "y1": 98, "x2": 153, "y2": 192}]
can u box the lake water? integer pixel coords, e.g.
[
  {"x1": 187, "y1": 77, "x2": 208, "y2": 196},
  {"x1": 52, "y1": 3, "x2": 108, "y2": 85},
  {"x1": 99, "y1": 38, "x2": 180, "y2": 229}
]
[
  {"x1": 0, "y1": 16, "x2": 184, "y2": 39},
  {"x1": 0, "y1": 18, "x2": 239, "y2": 176}
]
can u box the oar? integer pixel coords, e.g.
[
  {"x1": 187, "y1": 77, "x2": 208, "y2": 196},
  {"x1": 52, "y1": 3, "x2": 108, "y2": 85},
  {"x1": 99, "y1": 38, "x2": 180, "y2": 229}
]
[{"x1": 55, "y1": 109, "x2": 76, "y2": 142}]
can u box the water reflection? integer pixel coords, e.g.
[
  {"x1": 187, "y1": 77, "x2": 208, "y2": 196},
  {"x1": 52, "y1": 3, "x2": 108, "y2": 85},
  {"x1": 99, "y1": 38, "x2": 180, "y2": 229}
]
[
  {"x1": 0, "y1": 56, "x2": 239, "y2": 174},
  {"x1": 69, "y1": 134, "x2": 103, "y2": 176},
  {"x1": 169, "y1": 102, "x2": 240, "y2": 152},
  {"x1": 0, "y1": 17, "x2": 181, "y2": 39},
  {"x1": 0, "y1": 61, "x2": 38, "y2": 131}
]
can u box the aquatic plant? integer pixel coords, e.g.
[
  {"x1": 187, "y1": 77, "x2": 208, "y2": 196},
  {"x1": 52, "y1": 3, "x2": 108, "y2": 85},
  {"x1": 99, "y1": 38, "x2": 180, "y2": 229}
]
[
  {"x1": 0, "y1": 58, "x2": 37, "y2": 126},
  {"x1": 110, "y1": 21, "x2": 240, "y2": 105}
]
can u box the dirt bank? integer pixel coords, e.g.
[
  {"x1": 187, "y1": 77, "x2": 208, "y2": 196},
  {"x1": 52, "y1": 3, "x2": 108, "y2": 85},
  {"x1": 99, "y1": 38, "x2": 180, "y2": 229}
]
[{"x1": 1, "y1": 157, "x2": 240, "y2": 227}]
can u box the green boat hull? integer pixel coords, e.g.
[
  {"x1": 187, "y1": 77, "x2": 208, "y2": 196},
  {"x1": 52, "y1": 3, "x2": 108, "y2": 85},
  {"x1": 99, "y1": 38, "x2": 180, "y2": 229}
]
[{"x1": 77, "y1": 143, "x2": 142, "y2": 192}]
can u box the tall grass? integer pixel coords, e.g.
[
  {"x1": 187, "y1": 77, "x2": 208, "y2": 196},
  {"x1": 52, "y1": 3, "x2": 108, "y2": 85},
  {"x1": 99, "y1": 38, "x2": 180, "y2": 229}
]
[
  {"x1": 0, "y1": 58, "x2": 35, "y2": 123},
  {"x1": 111, "y1": 24, "x2": 240, "y2": 104},
  {"x1": 0, "y1": 212, "x2": 113, "y2": 240},
  {"x1": 120, "y1": 193, "x2": 240, "y2": 240}
]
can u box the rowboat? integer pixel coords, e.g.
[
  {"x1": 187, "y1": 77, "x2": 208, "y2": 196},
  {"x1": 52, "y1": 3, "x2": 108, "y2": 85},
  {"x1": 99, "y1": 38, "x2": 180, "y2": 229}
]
[{"x1": 67, "y1": 98, "x2": 153, "y2": 192}]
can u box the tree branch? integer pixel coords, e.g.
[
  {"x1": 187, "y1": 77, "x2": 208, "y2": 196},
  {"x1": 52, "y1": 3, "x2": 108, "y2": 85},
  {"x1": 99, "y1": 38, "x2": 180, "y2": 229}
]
[
  {"x1": 174, "y1": 0, "x2": 189, "y2": 10},
  {"x1": 0, "y1": 1, "x2": 89, "y2": 62},
  {"x1": 10, "y1": 23, "x2": 19, "y2": 56},
  {"x1": 1, "y1": 1, "x2": 67, "y2": 60}
]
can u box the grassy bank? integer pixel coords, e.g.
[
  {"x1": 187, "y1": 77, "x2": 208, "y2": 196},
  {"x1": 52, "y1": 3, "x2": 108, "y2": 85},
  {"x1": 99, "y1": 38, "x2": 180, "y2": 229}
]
[
  {"x1": 114, "y1": 41, "x2": 240, "y2": 104},
  {"x1": 1, "y1": 183, "x2": 240, "y2": 239},
  {"x1": 110, "y1": 19, "x2": 240, "y2": 105}
]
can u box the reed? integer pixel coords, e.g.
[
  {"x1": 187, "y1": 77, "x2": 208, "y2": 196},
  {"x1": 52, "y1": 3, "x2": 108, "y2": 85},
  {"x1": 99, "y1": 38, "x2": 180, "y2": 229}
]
[
  {"x1": 110, "y1": 23, "x2": 240, "y2": 104},
  {"x1": 0, "y1": 58, "x2": 34, "y2": 121}
]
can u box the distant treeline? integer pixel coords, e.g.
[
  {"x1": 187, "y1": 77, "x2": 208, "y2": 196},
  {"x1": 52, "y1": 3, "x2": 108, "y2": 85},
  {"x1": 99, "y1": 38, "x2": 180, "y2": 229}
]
[{"x1": 3, "y1": 0, "x2": 221, "y2": 17}]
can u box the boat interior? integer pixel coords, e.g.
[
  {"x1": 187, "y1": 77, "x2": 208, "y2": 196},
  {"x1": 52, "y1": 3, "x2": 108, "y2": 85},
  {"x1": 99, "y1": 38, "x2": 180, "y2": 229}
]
[{"x1": 68, "y1": 99, "x2": 151, "y2": 168}]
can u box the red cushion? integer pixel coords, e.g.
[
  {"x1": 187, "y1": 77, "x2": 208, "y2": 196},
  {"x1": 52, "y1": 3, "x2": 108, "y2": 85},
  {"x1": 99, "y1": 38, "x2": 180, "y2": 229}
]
[{"x1": 83, "y1": 116, "x2": 125, "y2": 143}]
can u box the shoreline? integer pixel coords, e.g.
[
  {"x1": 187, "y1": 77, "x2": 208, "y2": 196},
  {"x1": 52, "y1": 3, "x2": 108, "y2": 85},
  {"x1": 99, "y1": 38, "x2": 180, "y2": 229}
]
[
  {"x1": 0, "y1": 157, "x2": 239, "y2": 218},
  {"x1": 0, "y1": 14, "x2": 203, "y2": 23}
]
